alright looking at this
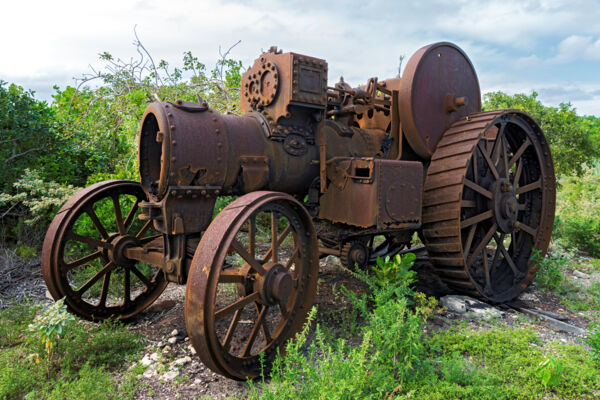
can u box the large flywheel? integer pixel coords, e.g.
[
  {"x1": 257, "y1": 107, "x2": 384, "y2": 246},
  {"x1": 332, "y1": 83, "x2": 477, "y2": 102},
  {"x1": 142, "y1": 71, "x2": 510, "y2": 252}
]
[
  {"x1": 185, "y1": 191, "x2": 319, "y2": 380},
  {"x1": 42, "y1": 180, "x2": 167, "y2": 320},
  {"x1": 422, "y1": 110, "x2": 555, "y2": 302}
]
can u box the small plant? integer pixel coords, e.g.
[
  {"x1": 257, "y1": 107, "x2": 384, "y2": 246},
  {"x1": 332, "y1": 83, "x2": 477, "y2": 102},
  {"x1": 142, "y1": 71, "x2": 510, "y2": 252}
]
[
  {"x1": 585, "y1": 321, "x2": 600, "y2": 367},
  {"x1": 371, "y1": 253, "x2": 417, "y2": 294},
  {"x1": 531, "y1": 248, "x2": 566, "y2": 290},
  {"x1": 28, "y1": 298, "x2": 75, "y2": 359},
  {"x1": 536, "y1": 356, "x2": 564, "y2": 391}
]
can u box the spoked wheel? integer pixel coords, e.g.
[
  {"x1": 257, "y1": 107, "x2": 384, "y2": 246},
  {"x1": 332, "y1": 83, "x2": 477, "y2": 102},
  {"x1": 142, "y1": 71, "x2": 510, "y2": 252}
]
[
  {"x1": 422, "y1": 111, "x2": 555, "y2": 302},
  {"x1": 42, "y1": 180, "x2": 167, "y2": 320},
  {"x1": 185, "y1": 191, "x2": 318, "y2": 380}
]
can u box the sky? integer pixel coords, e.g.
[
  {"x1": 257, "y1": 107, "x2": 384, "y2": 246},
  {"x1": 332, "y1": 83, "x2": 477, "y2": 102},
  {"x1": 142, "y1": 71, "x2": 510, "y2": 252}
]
[{"x1": 1, "y1": 0, "x2": 599, "y2": 116}]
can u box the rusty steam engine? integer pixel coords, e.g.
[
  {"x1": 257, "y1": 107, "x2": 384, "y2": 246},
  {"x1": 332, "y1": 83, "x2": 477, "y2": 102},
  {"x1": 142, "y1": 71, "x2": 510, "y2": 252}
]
[{"x1": 42, "y1": 42, "x2": 556, "y2": 379}]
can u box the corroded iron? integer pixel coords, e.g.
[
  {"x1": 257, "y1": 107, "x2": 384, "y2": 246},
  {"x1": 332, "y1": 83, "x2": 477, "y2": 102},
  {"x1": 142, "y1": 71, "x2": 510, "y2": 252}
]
[{"x1": 42, "y1": 42, "x2": 556, "y2": 380}]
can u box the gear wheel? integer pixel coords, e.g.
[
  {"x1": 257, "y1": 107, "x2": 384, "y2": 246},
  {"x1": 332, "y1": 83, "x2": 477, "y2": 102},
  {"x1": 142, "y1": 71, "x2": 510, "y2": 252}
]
[{"x1": 341, "y1": 241, "x2": 369, "y2": 270}]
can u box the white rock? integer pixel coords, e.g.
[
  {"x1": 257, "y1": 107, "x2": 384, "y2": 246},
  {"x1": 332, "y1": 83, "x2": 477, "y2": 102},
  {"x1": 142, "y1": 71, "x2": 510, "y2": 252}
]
[
  {"x1": 143, "y1": 368, "x2": 155, "y2": 379},
  {"x1": 171, "y1": 329, "x2": 179, "y2": 336},
  {"x1": 168, "y1": 337, "x2": 178, "y2": 344},
  {"x1": 150, "y1": 352, "x2": 159, "y2": 361},
  {"x1": 189, "y1": 345, "x2": 197, "y2": 355},
  {"x1": 440, "y1": 295, "x2": 503, "y2": 320},
  {"x1": 184, "y1": 356, "x2": 192, "y2": 363},
  {"x1": 184, "y1": 336, "x2": 189, "y2": 341},
  {"x1": 573, "y1": 270, "x2": 590, "y2": 279},
  {"x1": 440, "y1": 295, "x2": 467, "y2": 313},
  {"x1": 157, "y1": 341, "x2": 165, "y2": 348},
  {"x1": 163, "y1": 368, "x2": 179, "y2": 381},
  {"x1": 140, "y1": 355, "x2": 154, "y2": 367},
  {"x1": 518, "y1": 292, "x2": 539, "y2": 302},
  {"x1": 174, "y1": 357, "x2": 189, "y2": 365},
  {"x1": 164, "y1": 345, "x2": 172, "y2": 352}
]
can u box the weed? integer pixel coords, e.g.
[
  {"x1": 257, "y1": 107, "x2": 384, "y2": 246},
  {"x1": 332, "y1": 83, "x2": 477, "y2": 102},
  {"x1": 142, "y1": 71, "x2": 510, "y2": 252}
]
[
  {"x1": 531, "y1": 248, "x2": 567, "y2": 290},
  {"x1": 536, "y1": 356, "x2": 564, "y2": 391},
  {"x1": 585, "y1": 321, "x2": 600, "y2": 366},
  {"x1": 28, "y1": 297, "x2": 75, "y2": 359}
]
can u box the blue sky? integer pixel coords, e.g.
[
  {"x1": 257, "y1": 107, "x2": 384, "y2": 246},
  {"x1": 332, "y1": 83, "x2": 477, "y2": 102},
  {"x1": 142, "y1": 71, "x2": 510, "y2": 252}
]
[{"x1": 2, "y1": 0, "x2": 599, "y2": 116}]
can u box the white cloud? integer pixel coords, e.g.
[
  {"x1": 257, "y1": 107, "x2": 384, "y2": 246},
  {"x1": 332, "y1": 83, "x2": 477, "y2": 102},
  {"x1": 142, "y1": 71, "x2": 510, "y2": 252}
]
[{"x1": 553, "y1": 35, "x2": 600, "y2": 63}]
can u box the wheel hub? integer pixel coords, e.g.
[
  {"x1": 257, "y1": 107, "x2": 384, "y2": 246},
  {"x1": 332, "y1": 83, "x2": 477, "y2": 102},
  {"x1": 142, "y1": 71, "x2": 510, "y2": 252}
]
[
  {"x1": 109, "y1": 234, "x2": 142, "y2": 267},
  {"x1": 493, "y1": 179, "x2": 518, "y2": 234},
  {"x1": 255, "y1": 262, "x2": 293, "y2": 305}
]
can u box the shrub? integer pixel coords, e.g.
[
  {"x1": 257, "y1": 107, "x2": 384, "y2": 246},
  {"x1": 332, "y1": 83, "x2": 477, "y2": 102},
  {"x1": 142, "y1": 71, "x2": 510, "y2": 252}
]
[
  {"x1": 531, "y1": 248, "x2": 567, "y2": 290},
  {"x1": 553, "y1": 163, "x2": 600, "y2": 257}
]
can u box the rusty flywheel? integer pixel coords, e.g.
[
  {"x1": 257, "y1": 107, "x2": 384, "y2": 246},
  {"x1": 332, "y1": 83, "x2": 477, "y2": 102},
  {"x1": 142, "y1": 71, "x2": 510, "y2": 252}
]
[
  {"x1": 422, "y1": 110, "x2": 555, "y2": 302},
  {"x1": 185, "y1": 191, "x2": 319, "y2": 380}
]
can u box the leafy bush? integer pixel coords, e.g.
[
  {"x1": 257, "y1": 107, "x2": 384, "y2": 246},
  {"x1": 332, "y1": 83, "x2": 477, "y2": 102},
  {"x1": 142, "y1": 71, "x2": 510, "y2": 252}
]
[
  {"x1": 553, "y1": 163, "x2": 600, "y2": 257},
  {"x1": 531, "y1": 248, "x2": 567, "y2": 290},
  {"x1": 249, "y1": 254, "x2": 438, "y2": 399},
  {"x1": 585, "y1": 322, "x2": 600, "y2": 367}
]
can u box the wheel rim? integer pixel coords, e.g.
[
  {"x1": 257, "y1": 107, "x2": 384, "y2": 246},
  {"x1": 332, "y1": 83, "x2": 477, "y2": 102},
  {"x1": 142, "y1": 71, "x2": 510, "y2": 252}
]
[
  {"x1": 42, "y1": 180, "x2": 168, "y2": 320},
  {"x1": 185, "y1": 191, "x2": 318, "y2": 380},
  {"x1": 423, "y1": 111, "x2": 555, "y2": 302}
]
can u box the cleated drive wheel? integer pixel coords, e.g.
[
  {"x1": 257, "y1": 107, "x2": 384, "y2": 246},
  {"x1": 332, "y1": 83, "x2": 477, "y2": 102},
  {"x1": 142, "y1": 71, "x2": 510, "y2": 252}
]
[
  {"x1": 422, "y1": 111, "x2": 555, "y2": 302},
  {"x1": 42, "y1": 180, "x2": 167, "y2": 321},
  {"x1": 185, "y1": 191, "x2": 319, "y2": 380}
]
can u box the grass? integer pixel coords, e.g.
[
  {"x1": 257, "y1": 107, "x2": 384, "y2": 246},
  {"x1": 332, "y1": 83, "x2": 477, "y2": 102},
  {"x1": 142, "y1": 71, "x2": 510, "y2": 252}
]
[{"x1": 0, "y1": 299, "x2": 145, "y2": 400}]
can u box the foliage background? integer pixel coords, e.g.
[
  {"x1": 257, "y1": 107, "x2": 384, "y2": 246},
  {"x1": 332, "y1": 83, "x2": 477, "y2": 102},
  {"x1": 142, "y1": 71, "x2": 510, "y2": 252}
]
[{"x1": 1, "y1": 42, "x2": 599, "y2": 255}]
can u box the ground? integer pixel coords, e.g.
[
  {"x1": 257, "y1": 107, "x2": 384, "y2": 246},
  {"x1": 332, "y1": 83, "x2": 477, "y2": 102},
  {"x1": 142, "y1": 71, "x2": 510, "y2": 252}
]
[{"x1": 1, "y1": 246, "x2": 598, "y2": 399}]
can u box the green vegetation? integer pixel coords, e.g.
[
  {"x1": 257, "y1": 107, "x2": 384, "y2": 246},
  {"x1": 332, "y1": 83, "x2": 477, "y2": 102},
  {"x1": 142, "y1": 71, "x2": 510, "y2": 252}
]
[
  {"x1": 0, "y1": 299, "x2": 144, "y2": 400},
  {"x1": 483, "y1": 91, "x2": 599, "y2": 177},
  {"x1": 249, "y1": 255, "x2": 600, "y2": 400}
]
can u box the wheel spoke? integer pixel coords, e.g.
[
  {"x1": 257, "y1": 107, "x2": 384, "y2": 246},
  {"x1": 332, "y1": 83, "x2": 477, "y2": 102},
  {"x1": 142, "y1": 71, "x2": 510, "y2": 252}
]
[
  {"x1": 279, "y1": 299, "x2": 290, "y2": 319},
  {"x1": 482, "y1": 246, "x2": 492, "y2": 294},
  {"x1": 124, "y1": 267, "x2": 131, "y2": 305},
  {"x1": 516, "y1": 179, "x2": 541, "y2": 195},
  {"x1": 516, "y1": 221, "x2": 537, "y2": 237},
  {"x1": 131, "y1": 265, "x2": 152, "y2": 288},
  {"x1": 261, "y1": 224, "x2": 292, "y2": 263},
  {"x1": 508, "y1": 137, "x2": 531, "y2": 169},
  {"x1": 123, "y1": 198, "x2": 141, "y2": 232},
  {"x1": 248, "y1": 216, "x2": 256, "y2": 256},
  {"x1": 112, "y1": 195, "x2": 126, "y2": 235},
  {"x1": 68, "y1": 232, "x2": 112, "y2": 249},
  {"x1": 136, "y1": 220, "x2": 153, "y2": 239},
  {"x1": 242, "y1": 305, "x2": 267, "y2": 357},
  {"x1": 461, "y1": 200, "x2": 477, "y2": 208},
  {"x1": 214, "y1": 292, "x2": 260, "y2": 320},
  {"x1": 494, "y1": 234, "x2": 521, "y2": 277},
  {"x1": 85, "y1": 207, "x2": 109, "y2": 239},
  {"x1": 491, "y1": 233, "x2": 504, "y2": 271},
  {"x1": 461, "y1": 210, "x2": 493, "y2": 229},
  {"x1": 463, "y1": 223, "x2": 477, "y2": 256},
  {"x1": 513, "y1": 159, "x2": 523, "y2": 186},
  {"x1": 254, "y1": 302, "x2": 272, "y2": 345},
  {"x1": 464, "y1": 179, "x2": 492, "y2": 199},
  {"x1": 285, "y1": 246, "x2": 300, "y2": 272},
  {"x1": 76, "y1": 261, "x2": 115, "y2": 296},
  {"x1": 221, "y1": 309, "x2": 242, "y2": 351},
  {"x1": 271, "y1": 212, "x2": 279, "y2": 263},
  {"x1": 98, "y1": 271, "x2": 111, "y2": 307},
  {"x1": 500, "y1": 134, "x2": 510, "y2": 179},
  {"x1": 219, "y1": 270, "x2": 246, "y2": 284},
  {"x1": 64, "y1": 250, "x2": 102, "y2": 271},
  {"x1": 478, "y1": 141, "x2": 500, "y2": 180},
  {"x1": 140, "y1": 234, "x2": 162, "y2": 244},
  {"x1": 230, "y1": 239, "x2": 266, "y2": 275},
  {"x1": 466, "y1": 223, "x2": 497, "y2": 267}
]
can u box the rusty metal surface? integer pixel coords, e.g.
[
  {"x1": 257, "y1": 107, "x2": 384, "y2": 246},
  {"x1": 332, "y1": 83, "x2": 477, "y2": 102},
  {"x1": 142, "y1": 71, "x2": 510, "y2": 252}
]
[
  {"x1": 185, "y1": 191, "x2": 318, "y2": 380},
  {"x1": 41, "y1": 181, "x2": 168, "y2": 321},
  {"x1": 422, "y1": 110, "x2": 555, "y2": 302},
  {"x1": 319, "y1": 158, "x2": 423, "y2": 229},
  {"x1": 399, "y1": 42, "x2": 482, "y2": 159}
]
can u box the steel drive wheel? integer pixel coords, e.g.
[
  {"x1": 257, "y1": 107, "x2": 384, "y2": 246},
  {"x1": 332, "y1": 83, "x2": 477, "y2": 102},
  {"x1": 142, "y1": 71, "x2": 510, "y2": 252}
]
[
  {"x1": 42, "y1": 180, "x2": 167, "y2": 320},
  {"x1": 185, "y1": 191, "x2": 319, "y2": 380},
  {"x1": 422, "y1": 111, "x2": 555, "y2": 302}
]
